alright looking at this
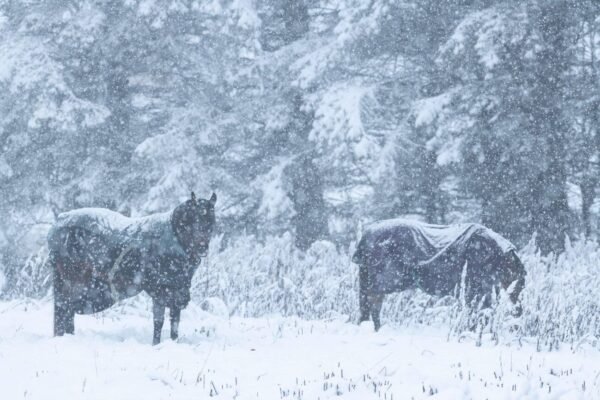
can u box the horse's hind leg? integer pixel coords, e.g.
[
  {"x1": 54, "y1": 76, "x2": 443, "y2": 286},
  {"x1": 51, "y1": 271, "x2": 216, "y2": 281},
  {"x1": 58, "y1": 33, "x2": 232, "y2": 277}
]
[
  {"x1": 63, "y1": 308, "x2": 75, "y2": 334},
  {"x1": 53, "y1": 259, "x2": 74, "y2": 336},
  {"x1": 170, "y1": 306, "x2": 181, "y2": 341},
  {"x1": 152, "y1": 299, "x2": 165, "y2": 345},
  {"x1": 54, "y1": 303, "x2": 74, "y2": 335},
  {"x1": 369, "y1": 294, "x2": 384, "y2": 332},
  {"x1": 358, "y1": 264, "x2": 371, "y2": 323},
  {"x1": 54, "y1": 294, "x2": 71, "y2": 336}
]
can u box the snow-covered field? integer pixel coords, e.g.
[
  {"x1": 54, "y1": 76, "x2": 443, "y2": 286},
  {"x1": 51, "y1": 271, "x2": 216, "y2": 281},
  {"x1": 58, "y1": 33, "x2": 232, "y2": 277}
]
[{"x1": 0, "y1": 296, "x2": 598, "y2": 400}]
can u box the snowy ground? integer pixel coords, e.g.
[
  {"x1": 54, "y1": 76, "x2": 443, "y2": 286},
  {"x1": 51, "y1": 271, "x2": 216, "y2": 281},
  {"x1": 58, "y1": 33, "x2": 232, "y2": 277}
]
[{"x1": 0, "y1": 297, "x2": 598, "y2": 400}]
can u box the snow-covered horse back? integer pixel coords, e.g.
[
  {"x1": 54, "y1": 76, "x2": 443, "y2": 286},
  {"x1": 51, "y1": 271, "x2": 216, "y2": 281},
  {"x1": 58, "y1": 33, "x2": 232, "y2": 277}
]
[
  {"x1": 353, "y1": 219, "x2": 526, "y2": 331},
  {"x1": 48, "y1": 192, "x2": 216, "y2": 344}
]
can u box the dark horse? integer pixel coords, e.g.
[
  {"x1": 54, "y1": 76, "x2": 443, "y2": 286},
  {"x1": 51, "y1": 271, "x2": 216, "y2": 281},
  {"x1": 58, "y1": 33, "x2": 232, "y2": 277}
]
[
  {"x1": 47, "y1": 192, "x2": 216, "y2": 344},
  {"x1": 353, "y1": 219, "x2": 526, "y2": 331}
]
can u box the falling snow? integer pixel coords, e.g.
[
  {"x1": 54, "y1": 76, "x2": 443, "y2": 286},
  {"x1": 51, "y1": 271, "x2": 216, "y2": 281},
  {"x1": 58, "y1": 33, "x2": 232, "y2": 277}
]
[{"x1": 1, "y1": 1, "x2": 600, "y2": 399}]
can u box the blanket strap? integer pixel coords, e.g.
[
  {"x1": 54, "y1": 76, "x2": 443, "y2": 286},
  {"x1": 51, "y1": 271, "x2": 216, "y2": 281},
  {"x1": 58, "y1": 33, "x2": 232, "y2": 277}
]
[{"x1": 108, "y1": 245, "x2": 134, "y2": 302}]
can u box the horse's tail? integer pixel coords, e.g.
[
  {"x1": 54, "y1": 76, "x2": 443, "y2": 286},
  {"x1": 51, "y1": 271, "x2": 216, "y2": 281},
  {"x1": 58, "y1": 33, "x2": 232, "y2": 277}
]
[
  {"x1": 47, "y1": 250, "x2": 60, "y2": 282},
  {"x1": 48, "y1": 250, "x2": 68, "y2": 294}
]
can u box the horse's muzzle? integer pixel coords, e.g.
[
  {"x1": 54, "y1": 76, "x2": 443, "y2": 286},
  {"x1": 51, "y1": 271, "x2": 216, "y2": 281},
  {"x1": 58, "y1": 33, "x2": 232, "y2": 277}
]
[{"x1": 195, "y1": 239, "x2": 210, "y2": 257}]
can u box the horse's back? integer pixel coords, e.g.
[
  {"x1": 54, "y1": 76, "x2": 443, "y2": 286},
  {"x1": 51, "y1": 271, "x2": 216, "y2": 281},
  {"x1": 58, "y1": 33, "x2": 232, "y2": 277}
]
[
  {"x1": 354, "y1": 219, "x2": 514, "y2": 265},
  {"x1": 47, "y1": 207, "x2": 165, "y2": 266},
  {"x1": 48, "y1": 208, "x2": 132, "y2": 252},
  {"x1": 353, "y1": 219, "x2": 472, "y2": 266}
]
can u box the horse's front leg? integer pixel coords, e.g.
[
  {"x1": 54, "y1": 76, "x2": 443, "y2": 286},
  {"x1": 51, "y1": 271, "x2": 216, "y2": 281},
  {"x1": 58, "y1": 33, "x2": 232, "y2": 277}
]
[
  {"x1": 152, "y1": 299, "x2": 165, "y2": 345},
  {"x1": 170, "y1": 306, "x2": 181, "y2": 341}
]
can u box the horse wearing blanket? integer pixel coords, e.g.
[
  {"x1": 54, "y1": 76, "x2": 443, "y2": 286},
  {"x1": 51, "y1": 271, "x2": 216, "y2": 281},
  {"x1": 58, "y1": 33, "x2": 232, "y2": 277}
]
[
  {"x1": 353, "y1": 219, "x2": 526, "y2": 331},
  {"x1": 47, "y1": 192, "x2": 216, "y2": 344}
]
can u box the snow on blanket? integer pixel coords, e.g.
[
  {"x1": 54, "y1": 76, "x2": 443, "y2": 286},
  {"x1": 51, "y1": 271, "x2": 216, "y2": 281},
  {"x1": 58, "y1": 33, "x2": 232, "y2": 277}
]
[
  {"x1": 47, "y1": 207, "x2": 185, "y2": 258},
  {"x1": 0, "y1": 296, "x2": 598, "y2": 400}
]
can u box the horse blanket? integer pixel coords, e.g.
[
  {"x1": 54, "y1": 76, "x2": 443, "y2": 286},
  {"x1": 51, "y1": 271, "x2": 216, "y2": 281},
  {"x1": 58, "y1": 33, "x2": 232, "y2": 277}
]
[
  {"x1": 352, "y1": 219, "x2": 518, "y2": 295},
  {"x1": 47, "y1": 208, "x2": 195, "y2": 311}
]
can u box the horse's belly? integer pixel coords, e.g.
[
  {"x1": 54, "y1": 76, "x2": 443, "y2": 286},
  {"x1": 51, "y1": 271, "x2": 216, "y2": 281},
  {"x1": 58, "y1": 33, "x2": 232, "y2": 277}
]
[
  {"x1": 66, "y1": 279, "x2": 115, "y2": 314},
  {"x1": 72, "y1": 297, "x2": 114, "y2": 314},
  {"x1": 64, "y1": 276, "x2": 143, "y2": 314}
]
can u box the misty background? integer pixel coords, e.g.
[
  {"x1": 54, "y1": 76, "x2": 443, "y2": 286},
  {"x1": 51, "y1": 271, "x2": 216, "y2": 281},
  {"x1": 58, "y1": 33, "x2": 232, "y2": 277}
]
[{"x1": 0, "y1": 0, "x2": 599, "y2": 298}]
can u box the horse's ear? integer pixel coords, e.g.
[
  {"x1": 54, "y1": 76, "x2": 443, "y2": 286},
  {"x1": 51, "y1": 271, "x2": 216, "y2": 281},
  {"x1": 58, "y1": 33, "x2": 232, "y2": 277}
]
[
  {"x1": 209, "y1": 192, "x2": 217, "y2": 206},
  {"x1": 191, "y1": 191, "x2": 197, "y2": 202}
]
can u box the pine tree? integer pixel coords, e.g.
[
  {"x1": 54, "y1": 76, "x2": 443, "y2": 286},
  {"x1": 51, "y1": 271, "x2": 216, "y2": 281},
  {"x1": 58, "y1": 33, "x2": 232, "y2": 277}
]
[{"x1": 422, "y1": 1, "x2": 579, "y2": 252}]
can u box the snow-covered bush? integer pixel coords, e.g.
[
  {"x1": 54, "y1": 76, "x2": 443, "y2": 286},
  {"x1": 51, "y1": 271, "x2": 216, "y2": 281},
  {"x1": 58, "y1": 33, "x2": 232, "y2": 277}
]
[
  {"x1": 3, "y1": 247, "x2": 51, "y2": 299},
  {"x1": 517, "y1": 238, "x2": 600, "y2": 350},
  {"x1": 192, "y1": 233, "x2": 600, "y2": 348},
  {"x1": 191, "y1": 233, "x2": 359, "y2": 319},
  {"x1": 8, "y1": 233, "x2": 600, "y2": 348}
]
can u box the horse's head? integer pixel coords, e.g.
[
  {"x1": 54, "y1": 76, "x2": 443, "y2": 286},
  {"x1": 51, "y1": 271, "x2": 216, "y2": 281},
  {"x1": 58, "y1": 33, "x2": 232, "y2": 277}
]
[
  {"x1": 171, "y1": 192, "x2": 217, "y2": 259},
  {"x1": 495, "y1": 250, "x2": 526, "y2": 318},
  {"x1": 500, "y1": 250, "x2": 526, "y2": 299}
]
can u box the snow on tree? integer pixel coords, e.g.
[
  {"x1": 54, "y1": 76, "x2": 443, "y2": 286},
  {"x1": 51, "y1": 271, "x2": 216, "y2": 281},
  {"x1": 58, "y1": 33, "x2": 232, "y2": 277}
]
[{"x1": 1, "y1": 0, "x2": 599, "y2": 288}]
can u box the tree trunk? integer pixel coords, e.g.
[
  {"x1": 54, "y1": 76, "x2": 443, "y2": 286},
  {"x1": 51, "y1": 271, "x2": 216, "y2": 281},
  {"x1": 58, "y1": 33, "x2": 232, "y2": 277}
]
[
  {"x1": 528, "y1": 1, "x2": 572, "y2": 254},
  {"x1": 581, "y1": 178, "x2": 597, "y2": 238},
  {"x1": 289, "y1": 154, "x2": 328, "y2": 250}
]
